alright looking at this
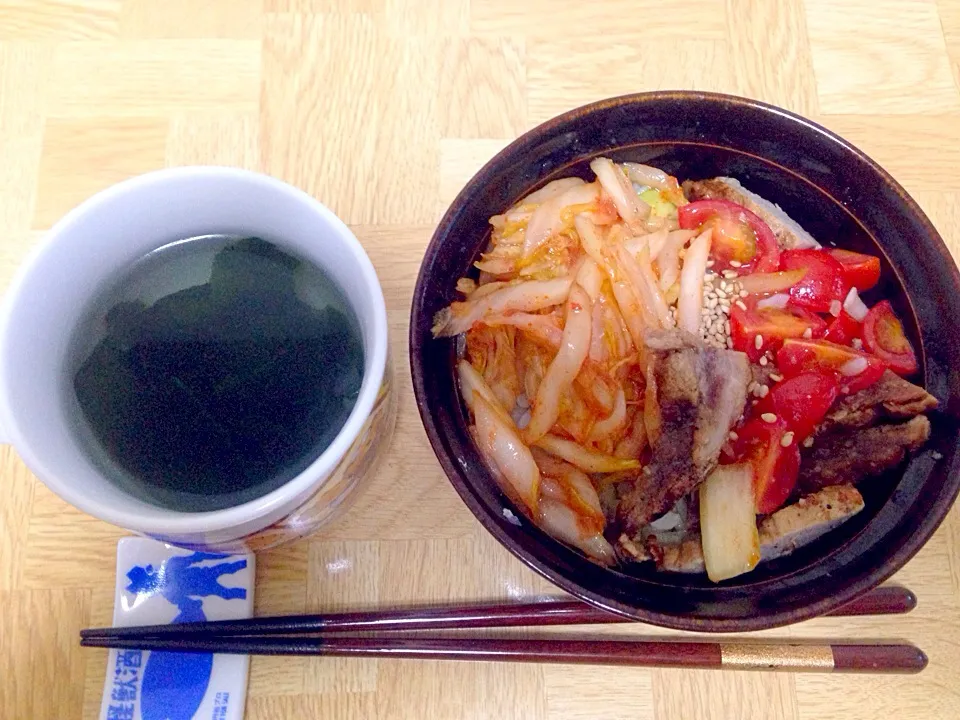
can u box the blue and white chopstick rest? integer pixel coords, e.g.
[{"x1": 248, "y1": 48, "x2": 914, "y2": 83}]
[{"x1": 99, "y1": 538, "x2": 254, "y2": 720}]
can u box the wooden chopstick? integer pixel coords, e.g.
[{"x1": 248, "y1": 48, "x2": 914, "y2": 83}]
[
  {"x1": 80, "y1": 584, "x2": 916, "y2": 641},
  {"x1": 79, "y1": 634, "x2": 927, "y2": 673}
]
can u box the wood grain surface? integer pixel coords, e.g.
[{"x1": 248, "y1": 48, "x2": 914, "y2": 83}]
[{"x1": 1, "y1": 1, "x2": 960, "y2": 718}]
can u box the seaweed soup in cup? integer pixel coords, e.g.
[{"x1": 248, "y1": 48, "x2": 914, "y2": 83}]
[{"x1": 70, "y1": 234, "x2": 365, "y2": 513}]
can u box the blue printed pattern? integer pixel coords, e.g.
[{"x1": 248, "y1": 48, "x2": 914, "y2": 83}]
[
  {"x1": 108, "y1": 552, "x2": 247, "y2": 720},
  {"x1": 106, "y1": 650, "x2": 143, "y2": 719}
]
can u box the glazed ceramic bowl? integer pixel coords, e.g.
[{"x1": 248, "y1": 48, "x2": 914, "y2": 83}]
[{"x1": 410, "y1": 91, "x2": 960, "y2": 631}]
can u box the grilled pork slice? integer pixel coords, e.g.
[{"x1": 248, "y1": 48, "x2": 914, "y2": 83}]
[
  {"x1": 797, "y1": 416, "x2": 931, "y2": 495},
  {"x1": 616, "y1": 330, "x2": 750, "y2": 534},
  {"x1": 626, "y1": 485, "x2": 865, "y2": 573},
  {"x1": 819, "y1": 370, "x2": 937, "y2": 433},
  {"x1": 682, "y1": 177, "x2": 820, "y2": 249},
  {"x1": 758, "y1": 485, "x2": 865, "y2": 561}
]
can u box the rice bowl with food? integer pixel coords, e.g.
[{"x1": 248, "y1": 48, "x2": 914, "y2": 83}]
[{"x1": 432, "y1": 157, "x2": 936, "y2": 584}]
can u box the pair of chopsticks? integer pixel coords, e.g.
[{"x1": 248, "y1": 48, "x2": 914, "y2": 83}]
[{"x1": 80, "y1": 585, "x2": 926, "y2": 673}]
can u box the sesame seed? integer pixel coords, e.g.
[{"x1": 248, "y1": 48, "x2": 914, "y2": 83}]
[
  {"x1": 802, "y1": 328, "x2": 813, "y2": 339},
  {"x1": 759, "y1": 356, "x2": 768, "y2": 366},
  {"x1": 739, "y1": 290, "x2": 749, "y2": 298},
  {"x1": 802, "y1": 436, "x2": 814, "y2": 448},
  {"x1": 780, "y1": 431, "x2": 795, "y2": 447},
  {"x1": 761, "y1": 412, "x2": 777, "y2": 423},
  {"x1": 716, "y1": 288, "x2": 727, "y2": 299},
  {"x1": 706, "y1": 259, "x2": 715, "y2": 268},
  {"x1": 735, "y1": 300, "x2": 747, "y2": 311},
  {"x1": 769, "y1": 373, "x2": 783, "y2": 382},
  {"x1": 754, "y1": 334, "x2": 763, "y2": 350},
  {"x1": 729, "y1": 431, "x2": 739, "y2": 441},
  {"x1": 722, "y1": 269, "x2": 738, "y2": 279},
  {"x1": 720, "y1": 280, "x2": 728, "y2": 291},
  {"x1": 729, "y1": 260, "x2": 743, "y2": 268},
  {"x1": 758, "y1": 384, "x2": 770, "y2": 397}
]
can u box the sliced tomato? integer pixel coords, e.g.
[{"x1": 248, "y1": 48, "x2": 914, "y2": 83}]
[
  {"x1": 780, "y1": 249, "x2": 848, "y2": 313},
  {"x1": 753, "y1": 370, "x2": 839, "y2": 441},
  {"x1": 776, "y1": 338, "x2": 886, "y2": 393},
  {"x1": 729, "y1": 303, "x2": 827, "y2": 362},
  {"x1": 823, "y1": 310, "x2": 862, "y2": 345},
  {"x1": 731, "y1": 416, "x2": 801, "y2": 514},
  {"x1": 737, "y1": 269, "x2": 807, "y2": 296},
  {"x1": 828, "y1": 248, "x2": 881, "y2": 292},
  {"x1": 677, "y1": 199, "x2": 779, "y2": 274},
  {"x1": 862, "y1": 300, "x2": 918, "y2": 375}
]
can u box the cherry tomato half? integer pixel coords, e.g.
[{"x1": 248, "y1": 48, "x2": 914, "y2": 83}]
[
  {"x1": 731, "y1": 416, "x2": 801, "y2": 515},
  {"x1": 823, "y1": 310, "x2": 862, "y2": 346},
  {"x1": 776, "y1": 338, "x2": 886, "y2": 394},
  {"x1": 754, "y1": 370, "x2": 839, "y2": 441},
  {"x1": 780, "y1": 249, "x2": 849, "y2": 313},
  {"x1": 729, "y1": 303, "x2": 827, "y2": 362},
  {"x1": 827, "y1": 249, "x2": 881, "y2": 292},
  {"x1": 862, "y1": 300, "x2": 918, "y2": 375},
  {"x1": 678, "y1": 199, "x2": 779, "y2": 274}
]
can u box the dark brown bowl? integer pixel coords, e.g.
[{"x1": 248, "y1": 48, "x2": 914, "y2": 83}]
[{"x1": 409, "y1": 91, "x2": 960, "y2": 631}]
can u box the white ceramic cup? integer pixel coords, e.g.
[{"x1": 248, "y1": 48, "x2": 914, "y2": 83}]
[{"x1": 0, "y1": 167, "x2": 396, "y2": 552}]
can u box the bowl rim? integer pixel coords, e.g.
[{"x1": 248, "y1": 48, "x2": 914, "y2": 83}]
[{"x1": 410, "y1": 90, "x2": 960, "y2": 631}]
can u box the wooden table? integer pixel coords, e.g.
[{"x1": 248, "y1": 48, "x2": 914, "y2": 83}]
[{"x1": 2, "y1": 1, "x2": 960, "y2": 718}]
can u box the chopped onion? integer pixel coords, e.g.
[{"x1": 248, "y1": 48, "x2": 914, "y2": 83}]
[
  {"x1": 590, "y1": 157, "x2": 649, "y2": 233},
  {"x1": 588, "y1": 301, "x2": 607, "y2": 364},
  {"x1": 829, "y1": 299, "x2": 842, "y2": 317},
  {"x1": 518, "y1": 177, "x2": 585, "y2": 207},
  {"x1": 839, "y1": 357, "x2": 868, "y2": 376},
  {"x1": 575, "y1": 257, "x2": 604, "y2": 302},
  {"x1": 534, "y1": 434, "x2": 640, "y2": 473},
  {"x1": 622, "y1": 162, "x2": 674, "y2": 191},
  {"x1": 525, "y1": 285, "x2": 592, "y2": 443},
  {"x1": 472, "y1": 392, "x2": 541, "y2": 514},
  {"x1": 432, "y1": 277, "x2": 573, "y2": 337},
  {"x1": 656, "y1": 229, "x2": 695, "y2": 291},
  {"x1": 482, "y1": 312, "x2": 563, "y2": 347},
  {"x1": 458, "y1": 361, "x2": 510, "y2": 420},
  {"x1": 588, "y1": 388, "x2": 627, "y2": 441},
  {"x1": 678, "y1": 228, "x2": 712, "y2": 334},
  {"x1": 615, "y1": 243, "x2": 674, "y2": 329},
  {"x1": 538, "y1": 499, "x2": 615, "y2": 565},
  {"x1": 608, "y1": 269, "x2": 653, "y2": 346},
  {"x1": 644, "y1": 227, "x2": 670, "y2": 261},
  {"x1": 524, "y1": 182, "x2": 600, "y2": 258},
  {"x1": 756, "y1": 293, "x2": 790, "y2": 310},
  {"x1": 574, "y1": 215, "x2": 607, "y2": 271},
  {"x1": 843, "y1": 287, "x2": 869, "y2": 321}
]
